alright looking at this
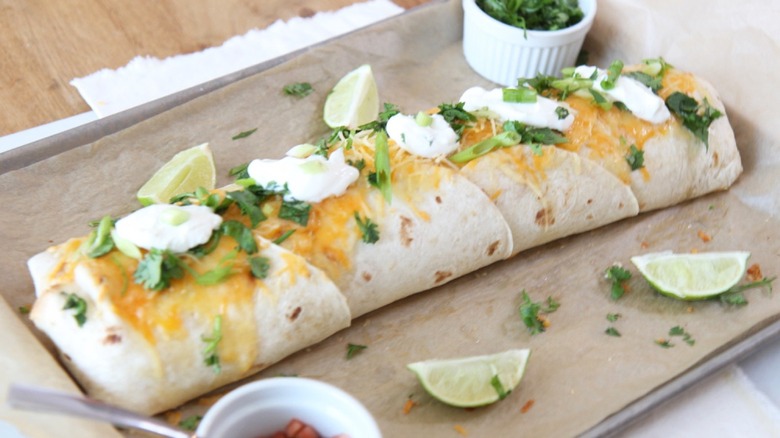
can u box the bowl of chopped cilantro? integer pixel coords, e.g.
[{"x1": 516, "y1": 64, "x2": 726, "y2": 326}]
[{"x1": 462, "y1": 0, "x2": 596, "y2": 86}]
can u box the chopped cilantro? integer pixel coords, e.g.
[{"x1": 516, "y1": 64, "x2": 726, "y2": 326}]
[
  {"x1": 605, "y1": 265, "x2": 632, "y2": 300},
  {"x1": 354, "y1": 212, "x2": 380, "y2": 244},
  {"x1": 228, "y1": 162, "x2": 250, "y2": 179},
  {"x1": 668, "y1": 326, "x2": 695, "y2": 346},
  {"x1": 226, "y1": 190, "x2": 265, "y2": 227},
  {"x1": 358, "y1": 103, "x2": 400, "y2": 132},
  {"x1": 606, "y1": 313, "x2": 621, "y2": 322},
  {"x1": 134, "y1": 249, "x2": 185, "y2": 291},
  {"x1": 655, "y1": 338, "x2": 674, "y2": 348},
  {"x1": 625, "y1": 144, "x2": 645, "y2": 171},
  {"x1": 249, "y1": 256, "x2": 270, "y2": 279},
  {"x1": 346, "y1": 343, "x2": 367, "y2": 359},
  {"x1": 518, "y1": 290, "x2": 559, "y2": 335},
  {"x1": 282, "y1": 82, "x2": 314, "y2": 98},
  {"x1": 476, "y1": 0, "x2": 584, "y2": 32},
  {"x1": 278, "y1": 200, "x2": 311, "y2": 226},
  {"x1": 437, "y1": 102, "x2": 476, "y2": 138},
  {"x1": 178, "y1": 415, "x2": 203, "y2": 431},
  {"x1": 232, "y1": 128, "x2": 258, "y2": 140},
  {"x1": 62, "y1": 293, "x2": 87, "y2": 327},
  {"x1": 665, "y1": 92, "x2": 722, "y2": 148},
  {"x1": 220, "y1": 220, "x2": 258, "y2": 254},
  {"x1": 624, "y1": 71, "x2": 663, "y2": 93},
  {"x1": 555, "y1": 106, "x2": 569, "y2": 120},
  {"x1": 605, "y1": 327, "x2": 621, "y2": 337}
]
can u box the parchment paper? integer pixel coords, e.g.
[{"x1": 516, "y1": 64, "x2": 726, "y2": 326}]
[{"x1": 1, "y1": 0, "x2": 779, "y2": 436}]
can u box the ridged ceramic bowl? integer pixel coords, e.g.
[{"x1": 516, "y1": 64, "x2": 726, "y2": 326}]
[
  {"x1": 462, "y1": 0, "x2": 597, "y2": 86},
  {"x1": 196, "y1": 377, "x2": 382, "y2": 438}
]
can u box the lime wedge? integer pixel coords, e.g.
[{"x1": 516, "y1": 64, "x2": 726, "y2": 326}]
[
  {"x1": 323, "y1": 64, "x2": 379, "y2": 129},
  {"x1": 631, "y1": 251, "x2": 750, "y2": 300},
  {"x1": 407, "y1": 349, "x2": 530, "y2": 408},
  {"x1": 137, "y1": 143, "x2": 216, "y2": 206}
]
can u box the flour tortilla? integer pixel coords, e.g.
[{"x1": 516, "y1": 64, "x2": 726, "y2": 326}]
[
  {"x1": 460, "y1": 145, "x2": 640, "y2": 256},
  {"x1": 27, "y1": 234, "x2": 351, "y2": 415},
  {"x1": 335, "y1": 163, "x2": 513, "y2": 317},
  {"x1": 629, "y1": 76, "x2": 742, "y2": 211}
]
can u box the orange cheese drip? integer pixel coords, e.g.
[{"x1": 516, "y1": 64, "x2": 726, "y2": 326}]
[{"x1": 46, "y1": 237, "x2": 258, "y2": 369}]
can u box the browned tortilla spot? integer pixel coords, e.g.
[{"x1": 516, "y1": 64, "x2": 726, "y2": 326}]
[
  {"x1": 586, "y1": 214, "x2": 594, "y2": 220},
  {"x1": 535, "y1": 208, "x2": 555, "y2": 227},
  {"x1": 486, "y1": 240, "x2": 500, "y2": 256},
  {"x1": 435, "y1": 271, "x2": 452, "y2": 283},
  {"x1": 619, "y1": 202, "x2": 624, "y2": 209},
  {"x1": 400, "y1": 216, "x2": 414, "y2": 247},
  {"x1": 288, "y1": 306, "x2": 302, "y2": 321},
  {"x1": 103, "y1": 333, "x2": 122, "y2": 345},
  {"x1": 362, "y1": 271, "x2": 373, "y2": 282},
  {"x1": 713, "y1": 151, "x2": 720, "y2": 167},
  {"x1": 587, "y1": 199, "x2": 593, "y2": 205},
  {"x1": 435, "y1": 196, "x2": 442, "y2": 204}
]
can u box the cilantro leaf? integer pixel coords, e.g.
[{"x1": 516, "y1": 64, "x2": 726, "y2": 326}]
[
  {"x1": 624, "y1": 71, "x2": 663, "y2": 93},
  {"x1": 518, "y1": 290, "x2": 559, "y2": 335},
  {"x1": 178, "y1": 415, "x2": 203, "y2": 431},
  {"x1": 605, "y1": 265, "x2": 632, "y2": 300},
  {"x1": 279, "y1": 200, "x2": 311, "y2": 226},
  {"x1": 232, "y1": 128, "x2": 258, "y2": 140},
  {"x1": 226, "y1": 190, "x2": 265, "y2": 227},
  {"x1": 625, "y1": 144, "x2": 645, "y2": 171},
  {"x1": 665, "y1": 92, "x2": 722, "y2": 148},
  {"x1": 605, "y1": 327, "x2": 621, "y2": 337},
  {"x1": 346, "y1": 343, "x2": 367, "y2": 359},
  {"x1": 354, "y1": 212, "x2": 380, "y2": 244},
  {"x1": 134, "y1": 249, "x2": 185, "y2": 291},
  {"x1": 358, "y1": 103, "x2": 400, "y2": 132},
  {"x1": 282, "y1": 82, "x2": 313, "y2": 98},
  {"x1": 437, "y1": 102, "x2": 476, "y2": 138},
  {"x1": 476, "y1": 0, "x2": 584, "y2": 32},
  {"x1": 62, "y1": 293, "x2": 87, "y2": 327},
  {"x1": 228, "y1": 162, "x2": 250, "y2": 179},
  {"x1": 220, "y1": 220, "x2": 258, "y2": 254},
  {"x1": 249, "y1": 256, "x2": 270, "y2": 279},
  {"x1": 606, "y1": 313, "x2": 621, "y2": 322}
]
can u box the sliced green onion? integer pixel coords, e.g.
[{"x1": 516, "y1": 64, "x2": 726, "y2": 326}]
[
  {"x1": 600, "y1": 60, "x2": 624, "y2": 90},
  {"x1": 415, "y1": 111, "x2": 433, "y2": 127},
  {"x1": 86, "y1": 215, "x2": 115, "y2": 258},
  {"x1": 299, "y1": 160, "x2": 327, "y2": 174},
  {"x1": 588, "y1": 88, "x2": 613, "y2": 111},
  {"x1": 111, "y1": 230, "x2": 142, "y2": 260},
  {"x1": 234, "y1": 178, "x2": 257, "y2": 188},
  {"x1": 160, "y1": 207, "x2": 190, "y2": 226},
  {"x1": 502, "y1": 87, "x2": 537, "y2": 103},
  {"x1": 287, "y1": 143, "x2": 318, "y2": 158},
  {"x1": 448, "y1": 131, "x2": 522, "y2": 164},
  {"x1": 373, "y1": 130, "x2": 392, "y2": 204}
]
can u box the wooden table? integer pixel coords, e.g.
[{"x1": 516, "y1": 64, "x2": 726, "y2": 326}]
[{"x1": 0, "y1": 0, "x2": 429, "y2": 137}]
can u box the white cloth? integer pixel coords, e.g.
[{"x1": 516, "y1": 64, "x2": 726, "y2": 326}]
[{"x1": 69, "y1": 0, "x2": 403, "y2": 117}]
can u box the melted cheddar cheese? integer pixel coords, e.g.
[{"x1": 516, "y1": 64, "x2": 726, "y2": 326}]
[{"x1": 45, "y1": 236, "x2": 258, "y2": 372}]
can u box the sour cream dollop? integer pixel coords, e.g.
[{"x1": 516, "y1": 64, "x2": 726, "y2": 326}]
[
  {"x1": 247, "y1": 148, "x2": 359, "y2": 203},
  {"x1": 574, "y1": 65, "x2": 671, "y2": 124},
  {"x1": 385, "y1": 113, "x2": 459, "y2": 158},
  {"x1": 114, "y1": 204, "x2": 222, "y2": 253},
  {"x1": 459, "y1": 86, "x2": 575, "y2": 131}
]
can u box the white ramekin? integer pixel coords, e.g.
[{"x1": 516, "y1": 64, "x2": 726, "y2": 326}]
[
  {"x1": 196, "y1": 377, "x2": 382, "y2": 438},
  {"x1": 462, "y1": 0, "x2": 597, "y2": 86}
]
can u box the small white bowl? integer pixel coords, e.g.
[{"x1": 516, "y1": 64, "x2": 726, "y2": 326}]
[
  {"x1": 196, "y1": 377, "x2": 382, "y2": 438},
  {"x1": 462, "y1": 0, "x2": 597, "y2": 86}
]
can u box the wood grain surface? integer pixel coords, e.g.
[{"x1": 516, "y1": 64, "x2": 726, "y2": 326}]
[{"x1": 0, "y1": 0, "x2": 429, "y2": 136}]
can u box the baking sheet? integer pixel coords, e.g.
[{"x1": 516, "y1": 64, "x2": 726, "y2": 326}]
[{"x1": 2, "y1": 0, "x2": 779, "y2": 436}]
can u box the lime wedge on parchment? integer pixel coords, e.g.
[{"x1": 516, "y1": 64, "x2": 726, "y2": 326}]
[
  {"x1": 136, "y1": 143, "x2": 216, "y2": 206},
  {"x1": 407, "y1": 349, "x2": 530, "y2": 408},
  {"x1": 323, "y1": 64, "x2": 379, "y2": 129},
  {"x1": 630, "y1": 251, "x2": 750, "y2": 300}
]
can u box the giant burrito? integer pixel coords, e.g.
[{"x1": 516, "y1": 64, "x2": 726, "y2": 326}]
[{"x1": 26, "y1": 58, "x2": 741, "y2": 415}]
